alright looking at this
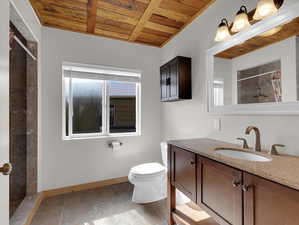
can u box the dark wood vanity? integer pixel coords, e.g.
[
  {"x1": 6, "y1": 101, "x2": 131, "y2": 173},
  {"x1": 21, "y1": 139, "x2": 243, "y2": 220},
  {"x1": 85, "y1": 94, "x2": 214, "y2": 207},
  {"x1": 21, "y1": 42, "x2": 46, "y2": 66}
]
[{"x1": 167, "y1": 139, "x2": 299, "y2": 225}]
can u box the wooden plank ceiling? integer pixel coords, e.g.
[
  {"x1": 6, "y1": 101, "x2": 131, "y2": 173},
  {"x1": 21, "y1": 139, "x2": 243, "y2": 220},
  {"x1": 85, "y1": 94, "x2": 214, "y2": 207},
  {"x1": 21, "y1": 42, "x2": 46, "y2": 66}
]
[{"x1": 29, "y1": 0, "x2": 215, "y2": 47}]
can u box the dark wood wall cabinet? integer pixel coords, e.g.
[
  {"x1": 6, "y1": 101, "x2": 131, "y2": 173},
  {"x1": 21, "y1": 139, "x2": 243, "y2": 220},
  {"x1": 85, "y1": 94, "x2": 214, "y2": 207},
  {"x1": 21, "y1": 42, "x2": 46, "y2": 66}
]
[
  {"x1": 160, "y1": 56, "x2": 191, "y2": 102},
  {"x1": 167, "y1": 145, "x2": 299, "y2": 225}
]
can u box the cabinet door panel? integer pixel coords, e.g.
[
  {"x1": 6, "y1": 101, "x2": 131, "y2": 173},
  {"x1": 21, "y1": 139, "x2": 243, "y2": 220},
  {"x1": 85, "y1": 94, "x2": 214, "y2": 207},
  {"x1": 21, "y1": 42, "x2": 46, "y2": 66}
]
[
  {"x1": 169, "y1": 61, "x2": 178, "y2": 100},
  {"x1": 171, "y1": 146, "x2": 196, "y2": 202},
  {"x1": 160, "y1": 56, "x2": 191, "y2": 102},
  {"x1": 244, "y1": 173, "x2": 299, "y2": 225},
  {"x1": 160, "y1": 66, "x2": 169, "y2": 101},
  {"x1": 199, "y1": 158, "x2": 242, "y2": 225}
]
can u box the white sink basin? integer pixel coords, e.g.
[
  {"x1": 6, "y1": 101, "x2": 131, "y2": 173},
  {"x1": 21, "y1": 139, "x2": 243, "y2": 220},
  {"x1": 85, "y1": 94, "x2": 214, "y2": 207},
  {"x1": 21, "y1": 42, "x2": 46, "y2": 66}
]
[{"x1": 215, "y1": 149, "x2": 272, "y2": 162}]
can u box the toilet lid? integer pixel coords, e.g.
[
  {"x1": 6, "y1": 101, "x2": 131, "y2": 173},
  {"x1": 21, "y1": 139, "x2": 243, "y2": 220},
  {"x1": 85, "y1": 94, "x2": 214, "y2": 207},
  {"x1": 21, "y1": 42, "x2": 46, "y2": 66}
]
[{"x1": 130, "y1": 163, "x2": 165, "y2": 177}]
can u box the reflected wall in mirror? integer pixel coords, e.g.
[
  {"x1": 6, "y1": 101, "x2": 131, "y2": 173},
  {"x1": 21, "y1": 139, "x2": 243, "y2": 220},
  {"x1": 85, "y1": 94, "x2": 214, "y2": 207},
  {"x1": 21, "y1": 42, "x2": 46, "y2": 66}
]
[{"x1": 213, "y1": 17, "x2": 299, "y2": 107}]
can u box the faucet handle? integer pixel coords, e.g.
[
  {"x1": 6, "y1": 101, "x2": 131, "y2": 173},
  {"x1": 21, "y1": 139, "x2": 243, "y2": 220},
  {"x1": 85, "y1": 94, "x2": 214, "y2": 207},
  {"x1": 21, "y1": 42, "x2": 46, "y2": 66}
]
[
  {"x1": 237, "y1": 138, "x2": 249, "y2": 149},
  {"x1": 270, "y1": 144, "x2": 285, "y2": 155}
]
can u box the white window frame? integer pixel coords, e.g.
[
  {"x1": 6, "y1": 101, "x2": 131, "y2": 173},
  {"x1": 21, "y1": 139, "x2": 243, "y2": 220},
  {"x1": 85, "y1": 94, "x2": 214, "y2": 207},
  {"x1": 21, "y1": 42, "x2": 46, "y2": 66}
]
[{"x1": 62, "y1": 63, "x2": 141, "y2": 140}]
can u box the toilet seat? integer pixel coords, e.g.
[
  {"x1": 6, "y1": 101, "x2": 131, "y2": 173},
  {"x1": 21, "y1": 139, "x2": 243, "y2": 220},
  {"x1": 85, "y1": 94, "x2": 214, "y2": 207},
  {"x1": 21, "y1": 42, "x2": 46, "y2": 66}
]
[{"x1": 129, "y1": 163, "x2": 165, "y2": 179}]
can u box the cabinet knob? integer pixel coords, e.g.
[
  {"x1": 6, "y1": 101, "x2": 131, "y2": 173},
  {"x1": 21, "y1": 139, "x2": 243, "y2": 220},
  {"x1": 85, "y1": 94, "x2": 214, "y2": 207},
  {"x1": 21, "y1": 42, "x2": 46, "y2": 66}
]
[
  {"x1": 232, "y1": 180, "x2": 241, "y2": 188},
  {"x1": 242, "y1": 184, "x2": 252, "y2": 192},
  {"x1": 190, "y1": 161, "x2": 195, "y2": 165}
]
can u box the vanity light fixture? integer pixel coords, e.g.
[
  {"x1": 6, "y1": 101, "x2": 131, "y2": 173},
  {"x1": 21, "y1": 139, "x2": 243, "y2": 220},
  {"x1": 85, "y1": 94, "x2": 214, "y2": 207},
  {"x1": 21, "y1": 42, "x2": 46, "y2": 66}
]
[
  {"x1": 253, "y1": 0, "x2": 278, "y2": 20},
  {"x1": 214, "y1": 19, "x2": 231, "y2": 42},
  {"x1": 231, "y1": 6, "x2": 251, "y2": 33}
]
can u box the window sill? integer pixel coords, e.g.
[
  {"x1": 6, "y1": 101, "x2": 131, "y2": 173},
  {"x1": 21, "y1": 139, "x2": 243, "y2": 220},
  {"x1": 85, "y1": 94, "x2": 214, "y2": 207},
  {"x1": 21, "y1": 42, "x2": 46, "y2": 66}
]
[{"x1": 63, "y1": 132, "x2": 141, "y2": 141}]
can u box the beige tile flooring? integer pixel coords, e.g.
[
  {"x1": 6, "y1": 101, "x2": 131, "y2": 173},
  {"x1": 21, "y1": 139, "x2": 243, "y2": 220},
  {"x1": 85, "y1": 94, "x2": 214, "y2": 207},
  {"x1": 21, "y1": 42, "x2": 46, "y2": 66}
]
[{"x1": 31, "y1": 182, "x2": 168, "y2": 225}]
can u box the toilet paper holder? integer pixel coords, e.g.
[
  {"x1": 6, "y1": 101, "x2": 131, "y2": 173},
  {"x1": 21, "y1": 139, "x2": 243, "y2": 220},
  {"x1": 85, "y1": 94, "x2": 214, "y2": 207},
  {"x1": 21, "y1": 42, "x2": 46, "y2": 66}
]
[{"x1": 108, "y1": 141, "x2": 123, "y2": 148}]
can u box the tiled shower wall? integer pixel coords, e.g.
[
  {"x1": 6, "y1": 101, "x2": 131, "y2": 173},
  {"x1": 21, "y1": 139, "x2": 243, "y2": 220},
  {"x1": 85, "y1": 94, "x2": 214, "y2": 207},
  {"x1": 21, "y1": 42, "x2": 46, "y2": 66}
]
[
  {"x1": 9, "y1": 24, "x2": 27, "y2": 212},
  {"x1": 9, "y1": 23, "x2": 38, "y2": 216},
  {"x1": 237, "y1": 60, "x2": 281, "y2": 104},
  {"x1": 26, "y1": 40, "x2": 38, "y2": 196}
]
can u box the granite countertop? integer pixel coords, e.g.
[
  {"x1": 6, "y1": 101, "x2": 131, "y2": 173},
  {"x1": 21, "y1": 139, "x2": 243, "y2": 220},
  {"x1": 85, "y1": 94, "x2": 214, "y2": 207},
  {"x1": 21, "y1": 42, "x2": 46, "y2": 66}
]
[{"x1": 168, "y1": 138, "x2": 299, "y2": 191}]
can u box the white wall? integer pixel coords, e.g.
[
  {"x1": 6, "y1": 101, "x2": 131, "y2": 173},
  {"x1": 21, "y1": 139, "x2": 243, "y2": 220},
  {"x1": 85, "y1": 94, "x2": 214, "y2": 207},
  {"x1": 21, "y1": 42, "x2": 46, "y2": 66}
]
[
  {"x1": 161, "y1": 0, "x2": 299, "y2": 156},
  {"x1": 41, "y1": 27, "x2": 161, "y2": 190},
  {"x1": 0, "y1": 1, "x2": 10, "y2": 224}
]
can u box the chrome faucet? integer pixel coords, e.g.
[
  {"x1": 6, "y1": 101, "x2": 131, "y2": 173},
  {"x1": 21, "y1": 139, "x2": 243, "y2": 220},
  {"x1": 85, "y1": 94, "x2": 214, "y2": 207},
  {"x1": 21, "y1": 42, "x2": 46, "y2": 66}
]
[{"x1": 245, "y1": 126, "x2": 261, "y2": 152}]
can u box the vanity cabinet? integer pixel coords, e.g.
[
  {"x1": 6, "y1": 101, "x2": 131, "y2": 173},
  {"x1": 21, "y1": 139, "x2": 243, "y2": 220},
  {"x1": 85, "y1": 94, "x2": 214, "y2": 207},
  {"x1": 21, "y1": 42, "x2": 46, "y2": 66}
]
[
  {"x1": 168, "y1": 144, "x2": 299, "y2": 225},
  {"x1": 243, "y1": 173, "x2": 299, "y2": 225},
  {"x1": 197, "y1": 157, "x2": 242, "y2": 225},
  {"x1": 170, "y1": 146, "x2": 196, "y2": 202},
  {"x1": 160, "y1": 56, "x2": 191, "y2": 102}
]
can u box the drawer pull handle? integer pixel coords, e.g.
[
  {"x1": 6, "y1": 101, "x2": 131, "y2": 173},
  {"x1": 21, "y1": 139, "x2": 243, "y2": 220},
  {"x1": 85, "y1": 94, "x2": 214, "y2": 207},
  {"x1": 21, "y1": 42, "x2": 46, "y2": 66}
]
[
  {"x1": 242, "y1": 185, "x2": 252, "y2": 192},
  {"x1": 232, "y1": 181, "x2": 241, "y2": 188}
]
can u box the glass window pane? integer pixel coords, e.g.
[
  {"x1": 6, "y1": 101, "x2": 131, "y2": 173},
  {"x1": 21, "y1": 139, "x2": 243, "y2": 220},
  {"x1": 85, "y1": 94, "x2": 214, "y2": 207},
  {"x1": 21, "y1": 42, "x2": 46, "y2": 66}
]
[
  {"x1": 72, "y1": 78, "x2": 103, "y2": 134},
  {"x1": 109, "y1": 81, "x2": 137, "y2": 133}
]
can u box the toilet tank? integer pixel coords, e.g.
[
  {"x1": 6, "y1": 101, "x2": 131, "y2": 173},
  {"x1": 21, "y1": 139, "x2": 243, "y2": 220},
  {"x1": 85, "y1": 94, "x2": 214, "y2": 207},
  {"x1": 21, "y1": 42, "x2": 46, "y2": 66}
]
[{"x1": 161, "y1": 142, "x2": 168, "y2": 166}]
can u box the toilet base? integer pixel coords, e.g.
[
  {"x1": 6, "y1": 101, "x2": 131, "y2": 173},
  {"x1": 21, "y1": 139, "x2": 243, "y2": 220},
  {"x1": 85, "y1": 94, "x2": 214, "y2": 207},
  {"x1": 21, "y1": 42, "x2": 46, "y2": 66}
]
[
  {"x1": 131, "y1": 175, "x2": 167, "y2": 204},
  {"x1": 132, "y1": 184, "x2": 167, "y2": 204}
]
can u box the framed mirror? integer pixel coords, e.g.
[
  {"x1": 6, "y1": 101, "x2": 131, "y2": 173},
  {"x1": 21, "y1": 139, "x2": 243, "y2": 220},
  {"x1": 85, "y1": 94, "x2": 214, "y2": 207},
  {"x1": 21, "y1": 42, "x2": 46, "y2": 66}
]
[{"x1": 207, "y1": 1, "x2": 299, "y2": 114}]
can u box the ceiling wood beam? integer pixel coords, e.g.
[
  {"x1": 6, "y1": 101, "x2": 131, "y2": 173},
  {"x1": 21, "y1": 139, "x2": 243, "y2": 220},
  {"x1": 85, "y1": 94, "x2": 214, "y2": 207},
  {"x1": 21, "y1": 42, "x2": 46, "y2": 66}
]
[
  {"x1": 129, "y1": 0, "x2": 163, "y2": 41},
  {"x1": 87, "y1": 0, "x2": 98, "y2": 33}
]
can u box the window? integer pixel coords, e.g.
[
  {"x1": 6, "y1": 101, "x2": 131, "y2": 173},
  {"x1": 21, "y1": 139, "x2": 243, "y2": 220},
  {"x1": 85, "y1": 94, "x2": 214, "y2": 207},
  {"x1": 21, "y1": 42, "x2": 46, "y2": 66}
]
[
  {"x1": 63, "y1": 63, "x2": 141, "y2": 139},
  {"x1": 213, "y1": 80, "x2": 224, "y2": 106}
]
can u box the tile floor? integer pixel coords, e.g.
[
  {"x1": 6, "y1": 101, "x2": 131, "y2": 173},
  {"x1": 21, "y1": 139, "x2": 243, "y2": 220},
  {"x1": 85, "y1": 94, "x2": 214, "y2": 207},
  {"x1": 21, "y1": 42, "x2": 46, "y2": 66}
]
[
  {"x1": 10, "y1": 199, "x2": 23, "y2": 217},
  {"x1": 31, "y1": 182, "x2": 168, "y2": 225}
]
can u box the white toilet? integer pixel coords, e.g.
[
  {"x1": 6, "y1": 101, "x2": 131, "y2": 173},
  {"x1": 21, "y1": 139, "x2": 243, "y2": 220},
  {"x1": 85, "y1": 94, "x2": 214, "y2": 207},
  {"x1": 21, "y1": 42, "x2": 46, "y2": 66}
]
[{"x1": 128, "y1": 142, "x2": 190, "y2": 204}]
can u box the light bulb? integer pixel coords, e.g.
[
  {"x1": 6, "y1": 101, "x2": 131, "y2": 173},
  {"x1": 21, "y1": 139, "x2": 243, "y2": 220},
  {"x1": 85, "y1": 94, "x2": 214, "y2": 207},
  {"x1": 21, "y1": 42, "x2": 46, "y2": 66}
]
[
  {"x1": 215, "y1": 19, "x2": 231, "y2": 42},
  {"x1": 231, "y1": 6, "x2": 251, "y2": 33},
  {"x1": 253, "y1": 0, "x2": 278, "y2": 20}
]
